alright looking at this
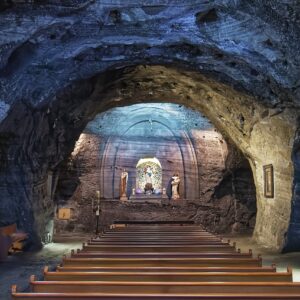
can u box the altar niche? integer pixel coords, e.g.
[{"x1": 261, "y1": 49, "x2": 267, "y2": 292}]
[{"x1": 136, "y1": 158, "x2": 162, "y2": 195}]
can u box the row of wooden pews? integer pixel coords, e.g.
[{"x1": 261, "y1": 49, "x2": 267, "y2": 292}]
[{"x1": 11, "y1": 224, "x2": 300, "y2": 299}]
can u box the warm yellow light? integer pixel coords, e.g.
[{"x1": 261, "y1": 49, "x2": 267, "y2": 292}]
[{"x1": 136, "y1": 157, "x2": 162, "y2": 168}]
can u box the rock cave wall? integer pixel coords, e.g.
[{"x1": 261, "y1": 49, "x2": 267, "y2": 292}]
[
  {"x1": 54, "y1": 133, "x2": 257, "y2": 235},
  {"x1": 0, "y1": 1, "x2": 298, "y2": 251}
]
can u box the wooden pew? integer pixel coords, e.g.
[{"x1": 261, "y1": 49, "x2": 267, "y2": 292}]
[
  {"x1": 70, "y1": 250, "x2": 253, "y2": 259},
  {"x1": 87, "y1": 240, "x2": 230, "y2": 245},
  {"x1": 91, "y1": 237, "x2": 223, "y2": 241},
  {"x1": 11, "y1": 290, "x2": 300, "y2": 300},
  {"x1": 89, "y1": 235, "x2": 228, "y2": 242},
  {"x1": 90, "y1": 240, "x2": 224, "y2": 244},
  {"x1": 107, "y1": 226, "x2": 205, "y2": 231},
  {"x1": 101, "y1": 231, "x2": 211, "y2": 234},
  {"x1": 56, "y1": 265, "x2": 277, "y2": 273},
  {"x1": 43, "y1": 266, "x2": 293, "y2": 282},
  {"x1": 28, "y1": 276, "x2": 300, "y2": 294},
  {"x1": 97, "y1": 236, "x2": 222, "y2": 241},
  {"x1": 108, "y1": 226, "x2": 202, "y2": 229},
  {"x1": 97, "y1": 235, "x2": 219, "y2": 239},
  {"x1": 81, "y1": 244, "x2": 237, "y2": 253},
  {"x1": 90, "y1": 234, "x2": 226, "y2": 238},
  {"x1": 11, "y1": 289, "x2": 300, "y2": 300},
  {"x1": 97, "y1": 232, "x2": 221, "y2": 237},
  {"x1": 101, "y1": 229, "x2": 216, "y2": 232},
  {"x1": 105, "y1": 230, "x2": 212, "y2": 233},
  {"x1": 106, "y1": 230, "x2": 210, "y2": 232},
  {"x1": 99, "y1": 232, "x2": 216, "y2": 236},
  {"x1": 61, "y1": 256, "x2": 262, "y2": 267},
  {"x1": 104, "y1": 232, "x2": 212, "y2": 235}
]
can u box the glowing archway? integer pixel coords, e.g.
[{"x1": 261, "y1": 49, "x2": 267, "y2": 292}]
[{"x1": 136, "y1": 158, "x2": 162, "y2": 194}]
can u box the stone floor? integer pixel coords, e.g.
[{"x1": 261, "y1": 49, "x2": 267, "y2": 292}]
[
  {"x1": 0, "y1": 234, "x2": 85, "y2": 299},
  {"x1": 1, "y1": 233, "x2": 300, "y2": 299},
  {"x1": 224, "y1": 234, "x2": 300, "y2": 281}
]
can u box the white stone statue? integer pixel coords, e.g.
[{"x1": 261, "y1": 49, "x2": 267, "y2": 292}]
[
  {"x1": 120, "y1": 169, "x2": 128, "y2": 200},
  {"x1": 144, "y1": 165, "x2": 154, "y2": 194},
  {"x1": 171, "y1": 173, "x2": 180, "y2": 200},
  {"x1": 145, "y1": 165, "x2": 153, "y2": 184}
]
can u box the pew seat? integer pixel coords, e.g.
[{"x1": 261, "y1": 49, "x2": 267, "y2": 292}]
[
  {"x1": 87, "y1": 241, "x2": 230, "y2": 245},
  {"x1": 56, "y1": 266, "x2": 277, "y2": 273},
  {"x1": 43, "y1": 270, "x2": 292, "y2": 282},
  {"x1": 62, "y1": 257, "x2": 262, "y2": 267},
  {"x1": 11, "y1": 291, "x2": 300, "y2": 300},
  {"x1": 82, "y1": 244, "x2": 236, "y2": 253},
  {"x1": 71, "y1": 251, "x2": 252, "y2": 259},
  {"x1": 29, "y1": 280, "x2": 300, "y2": 294}
]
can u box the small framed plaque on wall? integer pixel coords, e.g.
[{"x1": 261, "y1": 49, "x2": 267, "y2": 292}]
[
  {"x1": 58, "y1": 208, "x2": 71, "y2": 220},
  {"x1": 263, "y1": 164, "x2": 274, "y2": 198}
]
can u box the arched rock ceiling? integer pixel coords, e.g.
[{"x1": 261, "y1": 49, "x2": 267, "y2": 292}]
[
  {"x1": 46, "y1": 65, "x2": 296, "y2": 163},
  {"x1": 0, "y1": 0, "x2": 299, "y2": 115},
  {"x1": 0, "y1": 64, "x2": 294, "y2": 173}
]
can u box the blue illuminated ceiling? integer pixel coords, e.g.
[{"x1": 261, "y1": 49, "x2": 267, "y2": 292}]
[{"x1": 85, "y1": 103, "x2": 214, "y2": 138}]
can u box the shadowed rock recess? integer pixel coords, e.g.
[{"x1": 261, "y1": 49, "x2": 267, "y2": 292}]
[{"x1": 0, "y1": 0, "x2": 299, "y2": 252}]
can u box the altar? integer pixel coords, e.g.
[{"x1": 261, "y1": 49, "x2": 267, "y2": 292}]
[
  {"x1": 119, "y1": 156, "x2": 180, "y2": 202},
  {"x1": 129, "y1": 194, "x2": 166, "y2": 204},
  {"x1": 129, "y1": 193, "x2": 167, "y2": 204},
  {"x1": 135, "y1": 157, "x2": 162, "y2": 195}
]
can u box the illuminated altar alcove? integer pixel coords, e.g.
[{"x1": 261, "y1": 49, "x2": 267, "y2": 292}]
[{"x1": 136, "y1": 157, "x2": 162, "y2": 194}]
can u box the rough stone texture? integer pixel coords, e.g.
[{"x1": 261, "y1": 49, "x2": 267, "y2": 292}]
[
  {"x1": 0, "y1": 1, "x2": 298, "y2": 251},
  {"x1": 284, "y1": 124, "x2": 300, "y2": 252},
  {"x1": 0, "y1": 1, "x2": 299, "y2": 106}
]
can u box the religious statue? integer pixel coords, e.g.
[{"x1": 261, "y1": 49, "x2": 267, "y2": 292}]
[
  {"x1": 120, "y1": 169, "x2": 128, "y2": 200},
  {"x1": 145, "y1": 165, "x2": 153, "y2": 184},
  {"x1": 171, "y1": 173, "x2": 180, "y2": 200},
  {"x1": 144, "y1": 165, "x2": 154, "y2": 194}
]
